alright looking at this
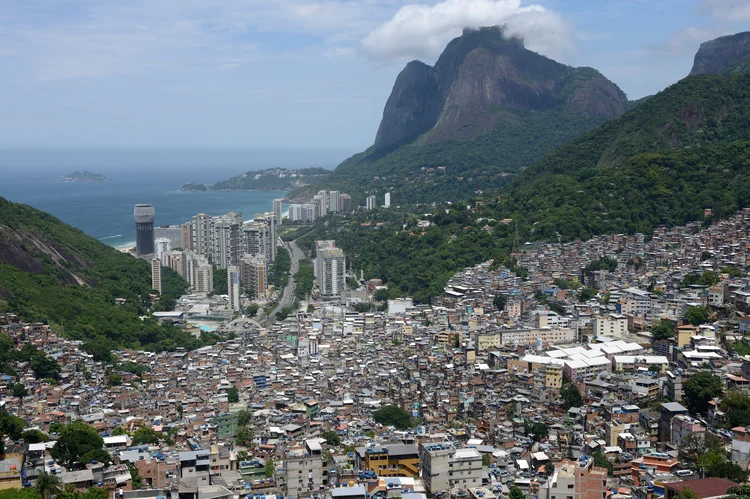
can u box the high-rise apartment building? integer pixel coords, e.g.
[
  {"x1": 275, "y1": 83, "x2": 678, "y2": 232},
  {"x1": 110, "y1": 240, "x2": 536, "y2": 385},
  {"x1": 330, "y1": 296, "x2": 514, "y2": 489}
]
[
  {"x1": 211, "y1": 212, "x2": 242, "y2": 269},
  {"x1": 134, "y1": 204, "x2": 155, "y2": 257},
  {"x1": 366, "y1": 195, "x2": 377, "y2": 210},
  {"x1": 328, "y1": 191, "x2": 340, "y2": 213},
  {"x1": 240, "y1": 256, "x2": 267, "y2": 298},
  {"x1": 316, "y1": 244, "x2": 345, "y2": 298},
  {"x1": 191, "y1": 213, "x2": 212, "y2": 256},
  {"x1": 155, "y1": 237, "x2": 171, "y2": 265},
  {"x1": 384, "y1": 192, "x2": 391, "y2": 208},
  {"x1": 253, "y1": 213, "x2": 277, "y2": 263},
  {"x1": 228, "y1": 266, "x2": 241, "y2": 312},
  {"x1": 317, "y1": 190, "x2": 328, "y2": 217},
  {"x1": 339, "y1": 194, "x2": 352, "y2": 212},
  {"x1": 196, "y1": 263, "x2": 214, "y2": 294},
  {"x1": 273, "y1": 198, "x2": 284, "y2": 226},
  {"x1": 181, "y1": 222, "x2": 193, "y2": 250},
  {"x1": 289, "y1": 204, "x2": 317, "y2": 223},
  {"x1": 151, "y1": 258, "x2": 162, "y2": 295}
]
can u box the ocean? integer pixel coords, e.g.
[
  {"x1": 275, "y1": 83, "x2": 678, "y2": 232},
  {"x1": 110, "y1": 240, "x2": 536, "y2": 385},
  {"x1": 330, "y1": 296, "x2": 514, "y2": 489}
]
[{"x1": 0, "y1": 149, "x2": 348, "y2": 248}]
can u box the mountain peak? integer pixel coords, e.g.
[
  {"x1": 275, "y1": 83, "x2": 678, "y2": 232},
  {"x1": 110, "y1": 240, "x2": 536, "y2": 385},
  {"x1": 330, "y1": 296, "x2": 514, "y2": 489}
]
[
  {"x1": 372, "y1": 25, "x2": 626, "y2": 153},
  {"x1": 690, "y1": 31, "x2": 750, "y2": 75}
]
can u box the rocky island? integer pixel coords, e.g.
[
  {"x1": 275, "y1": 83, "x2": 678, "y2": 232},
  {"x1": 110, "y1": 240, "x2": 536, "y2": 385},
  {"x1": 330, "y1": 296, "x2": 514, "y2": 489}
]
[
  {"x1": 180, "y1": 182, "x2": 208, "y2": 192},
  {"x1": 61, "y1": 170, "x2": 109, "y2": 182}
]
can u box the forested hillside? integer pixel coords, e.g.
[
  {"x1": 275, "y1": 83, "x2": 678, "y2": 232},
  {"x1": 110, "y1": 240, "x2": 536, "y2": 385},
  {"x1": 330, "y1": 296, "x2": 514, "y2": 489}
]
[{"x1": 0, "y1": 197, "x2": 214, "y2": 351}]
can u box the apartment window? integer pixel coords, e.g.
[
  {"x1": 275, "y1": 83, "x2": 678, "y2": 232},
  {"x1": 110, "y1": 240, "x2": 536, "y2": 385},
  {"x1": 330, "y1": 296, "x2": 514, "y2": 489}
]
[{"x1": 568, "y1": 484, "x2": 574, "y2": 489}]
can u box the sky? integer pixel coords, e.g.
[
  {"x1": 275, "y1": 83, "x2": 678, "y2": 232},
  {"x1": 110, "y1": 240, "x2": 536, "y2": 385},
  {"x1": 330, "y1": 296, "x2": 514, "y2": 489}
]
[{"x1": 0, "y1": 0, "x2": 749, "y2": 156}]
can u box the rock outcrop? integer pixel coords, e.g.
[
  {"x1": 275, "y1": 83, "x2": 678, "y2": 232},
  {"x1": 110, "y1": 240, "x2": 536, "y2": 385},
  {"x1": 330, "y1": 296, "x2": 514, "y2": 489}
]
[
  {"x1": 373, "y1": 26, "x2": 627, "y2": 152},
  {"x1": 690, "y1": 31, "x2": 750, "y2": 75}
]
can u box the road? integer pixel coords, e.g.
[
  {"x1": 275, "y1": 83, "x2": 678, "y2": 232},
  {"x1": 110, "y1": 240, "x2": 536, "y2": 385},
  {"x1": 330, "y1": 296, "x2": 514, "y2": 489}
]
[{"x1": 264, "y1": 240, "x2": 304, "y2": 324}]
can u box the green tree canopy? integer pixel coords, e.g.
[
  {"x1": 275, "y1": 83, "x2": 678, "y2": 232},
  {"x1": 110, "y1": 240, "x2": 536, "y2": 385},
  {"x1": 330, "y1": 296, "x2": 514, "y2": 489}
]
[
  {"x1": 132, "y1": 427, "x2": 160, "y2": 445},
  {"x1": 560, "y1": 382, "x2": 583, "y2": 409},
  {"x1": 684, "y1": 372, "x2": 724, "y2": 416},
  {"x1": 524, "y1": 421, "x2": 549, "y2": 442},
  {"x1": 651, "y1": 319, "x2": 675, "y2": 342},
  {"x1": 686, "y1": 306, "x2": 711, "y2": 326},
  {"x1": 508, "y1": 487, "x2": 525, "y2": 499},
  {"x1": 372, "y1": 405, "x2": 412, "y2": 430},
  {"x1": 50, "y1": 420, "x2": 106, "y2": 468},
  {"x1": 323, "y1": 430, "x2": 341, "y2": 446},
  {"x1": 226, "y1": 386, "x2": 239, "y2": 403}
]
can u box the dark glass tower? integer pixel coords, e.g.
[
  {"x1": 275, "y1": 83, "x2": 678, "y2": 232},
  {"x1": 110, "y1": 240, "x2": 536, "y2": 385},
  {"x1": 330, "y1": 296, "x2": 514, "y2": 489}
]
[{"x1": 134, "y1": 204, "x2": 155, "y2": 256}]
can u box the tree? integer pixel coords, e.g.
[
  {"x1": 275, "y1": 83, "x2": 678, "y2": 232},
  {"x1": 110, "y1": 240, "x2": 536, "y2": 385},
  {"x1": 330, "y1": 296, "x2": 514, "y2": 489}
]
[
  {"x1": 35, "y1": 473, "x2": 62, "y2": 499},
  {"x1": 106, "y1": 373, "x2": 122, "y2": 387},
  {"x1": 237, "y1": 451, "x2": 249, "y2": 462},
  {"x1": 81, "y1": 339, "x2": 115, "y2": 363},
  {"x1": 237, "y1": 409, "x2": 251, "y2": 427},
  {"x1": 129, "y1": 463, "x2": 143, "y2": 489},
  {"x1": 50, "y1": 420, "x2": 106, "y2": 468},
  {"x1": 265, "y1": 459, "x2": 275, "y2": 478},
  {"x1": 177, "y1": 404, "x2": 184, "y2": 420},
  {"x1": 111, "y1": 426, "x2": 128, "y2": 436},
  {"x1": 651, "y1": 319, "x2": 674, "y2": 342},
  {"x1": 679, "y1": 432, "x2": 723, "y2": 469},
  {"x1": 482, "y1": 453, "x2": 491, "y2": 466},
  {"x1": 579, "y1": 286, "x2": 597, "y2": 302},
  {"x1": 226, "y1": 386, "x2": 239, "y2": 403},
  {"x1": 684, "y1": 372, "x2": 723, "y2": 416},
  {"x1": 23, "y1": 429, "x2": 50, "y2": 443},
  {"x1": 726, "y1": 486, "x2": 750, "y2": 499},
  {"x1": 30, "y1": 356, "x2": 60, "y2": 380},
  {"x1": 132, "y1": 427, "x2": 160, "y2": 445},
  {"x1": 323, "y1": 430, "x2": 341, "y2": 446},
  {"x1": 508, "y1": 487, "x2": 525, "y2": 499},
  {"x1": 236, "y1": 426, "x2": 254, "y2": 447},
  {"x1": 686, "y1": 306, "x2": 710, "y2": 326},
  {"x1": 524, "y1": 421, "x2": 549, "y2": 442},
  {"x1": 372, "y1": 406, "x2": 412, "y2": 430},
  {"x1": 560, "y1": 382, "x2": 583, "y2": 409},
  {"x1": 493, "y1": 293, "x2": 507, "y2": 311},
  {"x1": 678, "y1": 486, "x2": 698, "y2": 499},
  {"x1": 245, "y1": 304, "x2": 259, "y2": 317},
  {"x1": 544, "y1": 462, "x2": 555, "y2": 476},
  {"x1": 592, "y1": 451, "x2": 613, "y2": 475},
  {"x1": 12, "y1": 383, "x2": 28, "y2": 398}
]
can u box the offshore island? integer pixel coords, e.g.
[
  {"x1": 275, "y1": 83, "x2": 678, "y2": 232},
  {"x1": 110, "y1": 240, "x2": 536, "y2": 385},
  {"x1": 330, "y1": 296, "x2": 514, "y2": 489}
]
[{"x1": 61, "y1": 170, "x2": 109, "y2": 182}]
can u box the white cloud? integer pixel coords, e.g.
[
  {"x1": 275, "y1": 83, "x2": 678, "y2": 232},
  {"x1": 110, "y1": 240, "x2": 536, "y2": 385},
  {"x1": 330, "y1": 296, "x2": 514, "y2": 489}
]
[
  {"x1": 360, "y1": 0, "x2": 575, "y2": 62},
  {"x1": 699, "y1": 0, "x2": 750, "y2": 21}
]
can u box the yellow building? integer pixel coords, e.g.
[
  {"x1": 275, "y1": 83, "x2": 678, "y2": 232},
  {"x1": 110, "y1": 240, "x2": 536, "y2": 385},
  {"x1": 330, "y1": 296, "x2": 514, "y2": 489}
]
[
  {"x1": 359, "y1": 444, "x2": 420, "y2": 477},
  {"x1": 545, "y1": 363, "x2": 563, "y2": 388}
]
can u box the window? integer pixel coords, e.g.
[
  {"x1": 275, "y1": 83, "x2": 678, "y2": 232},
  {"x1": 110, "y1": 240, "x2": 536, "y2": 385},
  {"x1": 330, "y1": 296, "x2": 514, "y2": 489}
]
[{"x1": 568, "y1": 484, "x2": 574, "y2": 489}]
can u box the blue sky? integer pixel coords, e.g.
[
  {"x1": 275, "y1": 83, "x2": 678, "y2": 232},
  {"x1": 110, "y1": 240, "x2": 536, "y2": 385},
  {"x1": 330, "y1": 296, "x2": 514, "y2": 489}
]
[{"x1": 0, "y1": 0, "x2": 748, "y2": 155}]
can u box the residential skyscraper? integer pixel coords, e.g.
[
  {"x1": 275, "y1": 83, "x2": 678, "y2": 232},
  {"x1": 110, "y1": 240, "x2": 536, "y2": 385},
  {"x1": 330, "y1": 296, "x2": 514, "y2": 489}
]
[
  {"x1": 240, "y1": 256, "x2": 267, "y2": 299},
  {"x1": 151, "y1": 257, "x2": 162, "y2": 294},
  {"x1": 180, "y1": 222, "x2": 193, "y2": 250},
  {"x1": 366, "y1": 195, "x2": 377, "y2": 210},
  {"x1": 328, "y1": 191, "x2": 340, "y2": 213},
  {"x1": 339, "y1": 194, "x2": 352, "y2": 213},
  {"x1": 384, "y1": 192, "x2": 391, "y2": 208},
  {"x1": 228, "y1": 266, "x2": 241, "y2": 312},
  {"x1": 191, "y1": 213, "x2": 211, "y2": 256},
  {"x1": 273, "y1": 198, "x2": 284, "y2": 226},
  {"x1": 154, "y1": 225, "x2": 182, "y2": 249},
  {"x1": 253, "y1": 213, "x2": 277, "y2": 263},
  {"x1": 134, "y1": 204, "x2": 155, "y2": 256},
  {"x1": 317, "y1": 190, "x2": 328, "y2": 217},
  {"x1": 316, "y1": 244, "x2": 345, "y2": 298},
  {"x1": 155, "y1": 237, "x2": 171, "y2": 265},
  {"x1": 211, "y1": 212, "x2": 242, "y2": 269}
]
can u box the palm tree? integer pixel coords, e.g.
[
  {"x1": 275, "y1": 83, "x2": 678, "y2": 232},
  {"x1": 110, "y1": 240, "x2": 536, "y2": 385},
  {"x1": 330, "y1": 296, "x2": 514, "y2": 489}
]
[{"x1": 35, "y1": 472, "x2": 61, "y2": 499}]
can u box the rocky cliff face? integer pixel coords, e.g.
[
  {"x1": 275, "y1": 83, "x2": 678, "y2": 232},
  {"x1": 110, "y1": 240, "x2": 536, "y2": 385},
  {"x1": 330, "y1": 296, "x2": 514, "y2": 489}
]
[
  {"x1": 690, "y1": 31, "x2": 750, "y2": 75},
  {"x1": 373, "y1": 26, "x2": 627, "y2": 152}
]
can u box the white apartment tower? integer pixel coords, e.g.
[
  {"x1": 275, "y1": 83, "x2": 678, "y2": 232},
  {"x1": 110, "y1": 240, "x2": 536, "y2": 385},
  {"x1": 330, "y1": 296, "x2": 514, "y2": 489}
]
[
  {"x1": 155, "y1": 237, "x2": 172, "y2": 265},
  {"x1": 316, "y1": 246, "x2": 345, "y2": 298},
  {"x1": 273, "y1": 198, "x2": 284, "y2": 226},
  {"x1": 228, "y1": 266, "x2": 241, "y2": 312},
  {"x1": 317, "y1": 190, "x2": 328, "y2": 217},
  {"x1": 151, "y1": 257, "x2": 162, "y2": 295},
  {"x1": 366, "y1": 195, "x2": 377, "y2": 210},
  {"x1": 191, "y1": 213, "x2": 212, "y2": 256},
  {"x1": 384, "y1": 192, "x2": 391, "y2": 208}
]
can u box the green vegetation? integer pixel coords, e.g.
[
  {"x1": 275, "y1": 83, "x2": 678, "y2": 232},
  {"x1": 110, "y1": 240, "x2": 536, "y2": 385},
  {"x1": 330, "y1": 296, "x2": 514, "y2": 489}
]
[
  {"x1": 213, "y1": 167, "x2": 330, "y2": 191},
  {"x1": 245, "y1": 304, "x2": 259, "y2": 316},
  {"x1": 132, "y1": 427, "x2": 161, "y2": 445},
  {"x1": 51, "y1": 420, "x2": 110, "y2": 468},
  {"x1": 560, "y1": 381, "x2": 583, "y2": 409},
  {"x1": 212, "y1": 265, "x2": 228, "y2": 296},
  {"x1": 226, "y1": 386, "x2": 239, "y2": 403},
  {"x1": 651, "y1": 319, "x2": 675, "y2": 342},
  {"x1": 592, "y1": 450, "x2": 613, "y2": 476},
  {"x1": 524, "y1": 421, "x2": 549, "y2": 442},
  {"x1": 372, "y1": 405, "x2": 413, "y2": 430},
  {"x1": 583, "y1": 257, "x2": 618, "y2": 273},
  {"x1": 0, "y1": 197, "x2": 219, "y2": 352},
  {"x1": 508, "y1": 487, "x2": 525, "y2": 499},
  {"x1": 294, "y1": 259, "x2": 315, "y2": 300},
  {"x1": 686, "y1": 306, "x2": 711, "y2": 326},
  {"x1": 493, "y1": 294, "x2": 507, "y2": 310},
  {"x1": 684, "y1": 372, "x2": 724, "y2": 415},
  {"x1": 323, "y1": 430, "x2": 341, "y2": 446},
  {"x1": 265, "y1": 459, "x2": 275, "y2": 478},
  {"x1": 684, "y1": 271, "x2": 721, "y2": 287},
  {"x1": 269, "y1": 247, "x2": 291, "y2": 288},
  {"x1": 116, "y1": 361, "x2": 151, "y2": 377}
]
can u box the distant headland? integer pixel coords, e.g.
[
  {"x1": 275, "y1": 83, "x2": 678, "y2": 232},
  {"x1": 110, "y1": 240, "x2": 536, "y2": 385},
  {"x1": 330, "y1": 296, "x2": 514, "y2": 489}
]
[{"x1": 61, "y1": 170, "x2": 109, "y2": 182}]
